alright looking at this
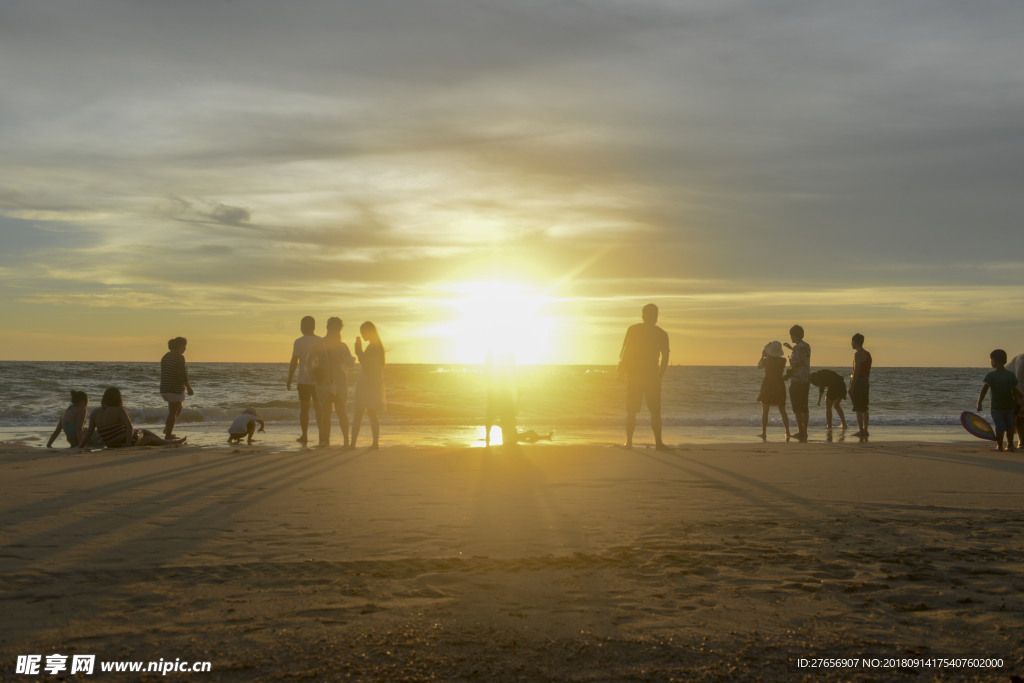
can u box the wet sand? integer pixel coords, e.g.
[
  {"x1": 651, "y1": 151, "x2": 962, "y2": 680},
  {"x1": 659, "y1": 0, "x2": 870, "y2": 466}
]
[{"x1": 1, "y1": 439, "x2": 1022, "y2": 681}]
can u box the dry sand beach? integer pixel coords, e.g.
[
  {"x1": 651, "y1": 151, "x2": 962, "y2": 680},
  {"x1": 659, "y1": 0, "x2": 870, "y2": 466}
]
[{"x1": 2, "y1": 438, "x2": 1022, "y2": 682}]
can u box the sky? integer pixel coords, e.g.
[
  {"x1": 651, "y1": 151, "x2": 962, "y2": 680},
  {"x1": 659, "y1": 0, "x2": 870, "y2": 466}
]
[{"x1": 2, "y1": 0, "x2": 1023, "y2": 365}]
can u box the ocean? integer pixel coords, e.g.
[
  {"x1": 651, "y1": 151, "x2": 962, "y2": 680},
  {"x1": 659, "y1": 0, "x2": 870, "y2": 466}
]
[{"x1": 0, "y1": 362, "x2": 990, "y2": 448}]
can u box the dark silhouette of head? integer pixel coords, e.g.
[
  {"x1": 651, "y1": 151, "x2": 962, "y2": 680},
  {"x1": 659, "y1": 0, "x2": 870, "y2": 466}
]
[
  {"x1": 326, "y1": 317, "x2": 343, "y2": 335},
  {"x1": 101, "y1": 387, "x2": 123, "y2": 408},
  {"x1": 852, "y1": 333, "x2": 865, "y2": 348},
  {"x1": 790, "y1": 325, "x2": 804, "y2": 342},
  {"x1": 642, "y1": 304, "x2": 659, "y2": 324},
  {"x1": 70, "y1": 390, "x2": 88, "y2": 406},
  {"x1": 168, "y1": 337, "x2": 187, "y2": 352},
  {"x1": 991, "y1": 349, "x2": 1008, "y2": 365},
  {"x1": 300, "y1": 316, "x2": 315, "y2": 335}
]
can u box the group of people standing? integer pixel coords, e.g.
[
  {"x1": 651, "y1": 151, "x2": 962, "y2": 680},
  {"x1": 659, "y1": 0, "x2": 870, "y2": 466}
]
[
  {"x1": 756, "y1": 327, "x2": 872, "y2": 439},
  {"x1": 617, "y1": 306, "x2": 874, "y2": 447},
  {"x1": 286, "y1": 316, "x2": 386, "y2": 450}
]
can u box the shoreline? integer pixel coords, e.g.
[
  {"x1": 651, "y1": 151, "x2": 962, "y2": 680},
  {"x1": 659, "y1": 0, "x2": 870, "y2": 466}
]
[{"x1": 0, "y1": 423, "x2": 975, "y2": 450}]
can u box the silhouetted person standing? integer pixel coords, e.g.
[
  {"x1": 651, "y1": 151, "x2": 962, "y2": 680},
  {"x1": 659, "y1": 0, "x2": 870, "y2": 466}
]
[
  {"x1": 352, "y1": 321, "x2": 386, "y2": 450},
  {"x1": 783, "y1": 325, "x2": 810, "y2": 439},
  {"x1": 286, "y1": 316, "x2": 322, "y2": 445},
  {"x1": 619, "y1": 303, "x2": 670, "y2": 450},
  {"x1": 161, "y1": 337, "x2": 193, "y2": 440},
  {"x1": 849, "y1": 333, "x2": 872, "y2": 437}
]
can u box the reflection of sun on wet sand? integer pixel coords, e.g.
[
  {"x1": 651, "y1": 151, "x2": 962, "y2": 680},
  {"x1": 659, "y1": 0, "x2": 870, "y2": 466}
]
[{"x1": 1, "y1": 440, "x2": 1022, "y2": 679}]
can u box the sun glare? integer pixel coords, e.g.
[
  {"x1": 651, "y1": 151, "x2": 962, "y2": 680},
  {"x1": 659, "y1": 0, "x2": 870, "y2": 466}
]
[{"x1": 447, "y1": 282, "x2": 553, "y2": 364}]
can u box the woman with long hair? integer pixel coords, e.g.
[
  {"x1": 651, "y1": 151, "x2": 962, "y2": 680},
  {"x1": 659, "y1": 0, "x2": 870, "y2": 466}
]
[
  {"x1": 321, "y1": 317, "x2": 355, "y2": 448},
  {"x1": 79, "y1": 387, "x2": 187, "y2": 449},
  {"x1": 352, "y1": 321, "x2": 386, "y2": 449}
]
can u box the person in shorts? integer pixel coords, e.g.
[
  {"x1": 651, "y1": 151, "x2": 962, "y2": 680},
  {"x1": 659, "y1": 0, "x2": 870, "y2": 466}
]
[
  {"x1": 161, "y1": 337, "x2": 194, "y2": 439},
  {"x1": 977, "y1": 349, "x2": 1018, "y2": 452},
  {"x1": 618, "y1": 303, "x2": 670, "y2": 450},
  {"x1": 228, "y1": 408, "x2": 265, "y2": 445},
  {"x1": 783, "y1": 324, "x2": 811, "y2": 439},
  {"x1": 849, "y1": 333, "x2": 872, "y2": 437},
  {"x1": 809, "y1": 369, "x2": 848, "y2": 430},
  {"x1": 286, "y1": 316, "x2": 322, "y2": 445}
]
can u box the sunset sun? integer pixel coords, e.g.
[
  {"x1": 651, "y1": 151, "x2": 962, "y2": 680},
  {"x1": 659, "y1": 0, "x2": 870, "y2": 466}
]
[{"x1": 446, "y1": 282, "x2": 554, "y2": 365}]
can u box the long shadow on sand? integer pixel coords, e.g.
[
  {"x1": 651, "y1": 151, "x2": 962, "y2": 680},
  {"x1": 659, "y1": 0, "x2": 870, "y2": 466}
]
[{"x1": 1, "y1": 447, "x2": 369, "y2": 573}]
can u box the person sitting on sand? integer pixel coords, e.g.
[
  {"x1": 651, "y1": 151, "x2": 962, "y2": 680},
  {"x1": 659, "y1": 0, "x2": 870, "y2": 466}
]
[
  {"x1": 352, "y1": 321, "x2": 386, "y2": 450},
  {"x1": 619, "y1": 303, "x2": 671, "y2": 450},
  {"x1": 484, "y1": 351, "x2": 554, "y2": 447},
  {"x1": 228, "y1": 408, "x2": 265, "y2": 445},
  {"x1": 809, "y1": 369, "x2": 848, "y2": 430},
  {"x1": 79, "y1": 387, "x2": 187, "y2": 449},
  {"x1": 757, "y1": 341, "x2": 791, "y2": 439},
  {"x1": 849, "y1": 333, "x2": 872, "y2": 437},
  {"x1": 977, "y1": 349, "x2": 1019, "y2": 453},
  {"x1": 46, "y1": 390, "x2": 103, "y2": 448}
]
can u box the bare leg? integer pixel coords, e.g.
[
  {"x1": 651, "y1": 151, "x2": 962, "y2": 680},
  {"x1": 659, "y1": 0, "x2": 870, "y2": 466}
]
[
  {"x1": 854, "y1": 411, "x2": 869, "y2": 436},
  {"x1": 312, "y1": 396, "x2": 323, "y2": 444},
  {"x1": 825, "y1": 401, "x2": 833, "y2": 429},
  {"x1": 298, "y1": 399, "x2": 310, "y2": 444},
  {"x1": 625, "y1": 411, "x2": 637, "y2": 448},
  {"x1": 164, "y1": 401, "x2": 182, "y2": 438},
  {"x1": 318, "y1": 398, "x2": 332, "y2": 446},
  {"x1": 652, "y1": 409, "x2": 669, "y2": 450},
  {"x1": 779, "y1": 406, "x2": 791, "y2": 437},
  {"x1": 136, "y1": 429, "x2": 185, "y2": 447},
  {"x1": 351, "y1": 406, "x2": 365, "y2": 448},
  {"x1": 834, "y1": 401, "x2": 848, "y2": 429},
  {"x1": 368, "y1": 408, "x2": 380, "y2": 448},
  {"x1": 759, "y1": 403, "x2": 769, "y2": 438},
  {"x1": 336, "y1": 404, "x2": 350, "y2": 447}
]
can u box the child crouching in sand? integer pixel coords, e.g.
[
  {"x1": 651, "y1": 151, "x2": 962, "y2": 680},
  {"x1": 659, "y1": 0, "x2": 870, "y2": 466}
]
[{"x1": 228, "y1": 408, "x2": 265, "y2": 445}]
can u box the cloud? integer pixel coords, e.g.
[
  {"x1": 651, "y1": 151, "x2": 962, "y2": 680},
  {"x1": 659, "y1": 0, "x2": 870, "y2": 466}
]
[{"x1": 1, "y1": 0, "x2": 1023, "y2": 362}]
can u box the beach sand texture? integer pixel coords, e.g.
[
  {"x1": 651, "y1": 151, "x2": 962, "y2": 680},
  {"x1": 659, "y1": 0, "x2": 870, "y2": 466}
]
[{"x1": 1, "y1": 440, "x2": 1022, "y2": 681}]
